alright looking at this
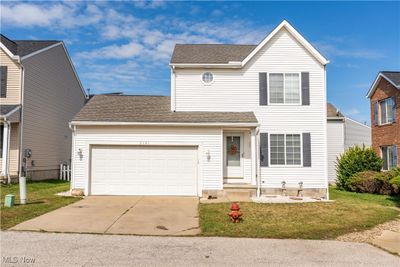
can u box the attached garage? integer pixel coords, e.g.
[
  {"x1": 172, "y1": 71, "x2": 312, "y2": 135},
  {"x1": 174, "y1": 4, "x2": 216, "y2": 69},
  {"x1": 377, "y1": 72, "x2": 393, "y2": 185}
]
[
  {"x1": 90, "y1": 145, "x2": 198, "y2": 196},
  {"x1": 70, "y1": 95, "x2": 259, "y2": 197}
]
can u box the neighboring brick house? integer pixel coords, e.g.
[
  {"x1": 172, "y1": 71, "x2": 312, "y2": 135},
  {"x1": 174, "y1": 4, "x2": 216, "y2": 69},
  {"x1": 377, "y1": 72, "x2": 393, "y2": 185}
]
[{"x1": 367, "y1": 71, "x2": 400, "y2": 170}]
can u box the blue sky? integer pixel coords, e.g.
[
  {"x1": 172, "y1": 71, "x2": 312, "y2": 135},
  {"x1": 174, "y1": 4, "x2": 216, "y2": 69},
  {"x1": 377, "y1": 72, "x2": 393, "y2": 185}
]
[{"x1": 1, "y1": 1, "x2": 399, "y2": 124}]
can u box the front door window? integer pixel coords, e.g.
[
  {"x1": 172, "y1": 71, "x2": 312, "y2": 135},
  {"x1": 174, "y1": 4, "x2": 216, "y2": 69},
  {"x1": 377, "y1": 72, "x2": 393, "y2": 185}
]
[{"x1": 226, "y1": 136, "x2": 241, "y2": 166}]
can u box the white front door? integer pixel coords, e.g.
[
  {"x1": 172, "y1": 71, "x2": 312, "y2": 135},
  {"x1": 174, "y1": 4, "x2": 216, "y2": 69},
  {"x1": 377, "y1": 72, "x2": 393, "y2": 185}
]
[
  {"x1": 90, "y1": 145, "x2": 198, "y2": 196},
  {"x1": 224, "y1": 134, "x2": 244, "y2": 178}
]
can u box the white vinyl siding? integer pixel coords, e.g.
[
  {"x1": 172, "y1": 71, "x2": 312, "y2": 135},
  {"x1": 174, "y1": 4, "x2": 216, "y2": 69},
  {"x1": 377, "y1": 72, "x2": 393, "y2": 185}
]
[
  {"x1": 72, "y1": 126, "x2": 225, "y2": 195},
  {"x1": 327, "y1": 118, "x2": 371, "y2": 182},
  {"x1": 327, "y1": 121, "x2": 345, "y2": 182},
  {"x1": 174, "y1": 28, "x2": 327, "y2": 189}
]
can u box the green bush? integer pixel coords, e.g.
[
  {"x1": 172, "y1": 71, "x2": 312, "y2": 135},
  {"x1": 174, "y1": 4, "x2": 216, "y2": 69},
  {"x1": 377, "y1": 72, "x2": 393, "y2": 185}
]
[
  {"x1": 336, "y1": 145, "x2": 383, "y2": 190},
  {"x1": 346, "y1": 171, "x2": 384, "y2": 194},
  {"x1": 389, "y1": 176, "x2": 400, "y2": 195},
  {"x1": 346, "y1": 170, "x2": 400, "y2": 195}
]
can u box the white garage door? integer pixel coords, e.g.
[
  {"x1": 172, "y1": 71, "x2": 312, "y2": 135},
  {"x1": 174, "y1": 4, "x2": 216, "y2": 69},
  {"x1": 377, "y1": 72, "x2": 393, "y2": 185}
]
[{"x1": 90, "y1": 145, "x2": 198, "y2": 196}]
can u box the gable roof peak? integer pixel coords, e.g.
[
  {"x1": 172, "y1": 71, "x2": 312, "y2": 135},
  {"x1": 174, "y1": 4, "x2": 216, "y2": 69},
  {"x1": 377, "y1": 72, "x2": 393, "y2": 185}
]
[{"x1": 170, "y1": 20, "x2": 329, "y2": 67}]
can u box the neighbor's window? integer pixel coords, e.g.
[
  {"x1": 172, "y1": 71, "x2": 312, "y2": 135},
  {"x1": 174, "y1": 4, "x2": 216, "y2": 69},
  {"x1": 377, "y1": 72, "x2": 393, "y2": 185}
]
[
  {"x1": 269, "y1": 73, "x2": 300, "y2": 104},
  {"x1": 202, "y1": 72, "x2": 214, "y2": 84},
  {"x1": 379, "y1": 98, "x2": 394, "y2": 125},
  {"x1": 270, "y1": 134, "x2": 301, "y2": 165},
  {"x1": 381, "y1": 145, "x2": 397, "y2": 170}
]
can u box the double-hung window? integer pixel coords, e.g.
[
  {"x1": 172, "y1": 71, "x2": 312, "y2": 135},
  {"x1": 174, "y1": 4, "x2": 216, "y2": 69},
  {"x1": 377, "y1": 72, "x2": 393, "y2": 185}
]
[
  {"x1": 270, "y1": 134, "x2": 302, "y2": 165},
  {"x1": 269, "y1": 73, "x2": 300, "y2": 104},
  {"x1": 378, "y1": 98, "x2": 395, "y2": 125},
  {"x1": 381, "y1": 145, "x2": 398, "y2": 170}
]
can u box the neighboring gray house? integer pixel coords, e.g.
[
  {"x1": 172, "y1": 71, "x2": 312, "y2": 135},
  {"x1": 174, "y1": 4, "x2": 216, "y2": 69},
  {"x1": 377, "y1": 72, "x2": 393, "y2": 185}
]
[
  {"x1": 0, "y1": 34, "x2": 86, "y2": 181},
  {"x1": 327, "y1": 103, "x2": 371, "y2": 182}
]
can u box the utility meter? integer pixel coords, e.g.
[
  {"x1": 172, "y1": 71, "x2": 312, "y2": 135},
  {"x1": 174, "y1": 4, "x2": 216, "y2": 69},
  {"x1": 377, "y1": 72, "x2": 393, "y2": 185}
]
[{"x1": 24, "y1": 149, "x2": 32, "y2": 158}]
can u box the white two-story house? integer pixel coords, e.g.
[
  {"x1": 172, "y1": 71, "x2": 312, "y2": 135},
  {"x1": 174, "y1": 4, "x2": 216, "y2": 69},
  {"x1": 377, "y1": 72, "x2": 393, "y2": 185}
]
[{"x1": 70, "y1": 20, "x2": 329, "y2": 199}]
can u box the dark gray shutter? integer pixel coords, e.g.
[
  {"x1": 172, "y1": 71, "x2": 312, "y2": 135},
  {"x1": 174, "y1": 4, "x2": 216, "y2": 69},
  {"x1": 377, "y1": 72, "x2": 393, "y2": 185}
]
[
  {"x1": 301, "y1": 72, "x2": 310, "y2": 105},
  {"x1": 302, "y1": 133, "x2": 311, "y2": 167},
  {"x1": 393, "y1": 145, "x2": 398, "y2": 167},
  {"x1": 391, "y1": 97, "x2": 396, "y2": 123},
  {"x1": 0, "y1": 66, "x2": 7, "y2": 98},
  {"x1": 374, "y1": 101, "x2": 379, "y2": 125},
  {"x1": 260, "y1": 132, "x2": 269, "y2": 167},
  {"x1": 259, "y1": 73, "x2": 268, "y2": 105}
]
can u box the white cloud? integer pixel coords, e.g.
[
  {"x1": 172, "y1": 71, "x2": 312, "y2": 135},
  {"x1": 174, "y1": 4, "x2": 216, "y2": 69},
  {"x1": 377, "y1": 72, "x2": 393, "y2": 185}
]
[
  {"x1": 133, "y1": 0, "x2": 165, "y2": 9},
  {"x1": 77, "y1": 42, "x2": 143, "y2": 59},
  {"x1": 315, "y1": 41, "x2": 385, "y2": 60},
  {"x1": 1, "y1": 2, "x2": 102, "y2": 28}
]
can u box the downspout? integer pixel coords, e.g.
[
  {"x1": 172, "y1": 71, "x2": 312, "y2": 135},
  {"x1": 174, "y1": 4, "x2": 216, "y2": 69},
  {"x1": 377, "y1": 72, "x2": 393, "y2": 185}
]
[
  {"x1": 256, "y1": 127, "x2": 261, "y2": 197},
  {"x1": 69, "y1": 123, "x2": 76, "y2": 192},
  {"x1": 1, "y1": 120, "x2": 11, "y2": 183},
  {"x1": 171, "y1": 66, "x2": 176, "y2": 111},
  {"x1": 324, "y1": 64, "x2": 329, "y2": 200},
  {"x1": 18, "y1": 64, "x2": 25, "y2": 178}
]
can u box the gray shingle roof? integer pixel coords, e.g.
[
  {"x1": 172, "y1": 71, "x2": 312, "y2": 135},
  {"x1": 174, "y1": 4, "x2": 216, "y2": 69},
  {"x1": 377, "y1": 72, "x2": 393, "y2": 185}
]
[
  {"x1": 171, "y1": 44, "x2": 257, "y2": 64},
  {"x1": 381, "y1": 71, "x2": 400, "y2": 87},
  {"x1": 327, "y1": 103, "x2": 344, "y2": 118},
  {"x1": 73, "y1": 95, "x2": 258, "y2": 124},
  {"x1": 0, "y1": 34, "x2": 60, "y2": 57},
  {"x1": 0, "y1": 104, "x2": 20, "y2": 116}
]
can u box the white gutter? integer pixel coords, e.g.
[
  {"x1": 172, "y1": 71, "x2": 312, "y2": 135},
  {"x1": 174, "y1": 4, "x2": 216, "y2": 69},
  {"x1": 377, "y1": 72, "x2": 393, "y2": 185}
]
[
  {"x1": 71, "y1": 121, "x2": 260, "y2": 127},
  {"x1": 170, "y1": 62, "x2": 242, "y2": 68}
]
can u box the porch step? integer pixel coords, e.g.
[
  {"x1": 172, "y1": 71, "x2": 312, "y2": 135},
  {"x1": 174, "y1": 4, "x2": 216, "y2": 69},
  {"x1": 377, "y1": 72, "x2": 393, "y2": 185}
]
[{"x1": 223, "y1": 184, "x2": 257, "y2": 189}]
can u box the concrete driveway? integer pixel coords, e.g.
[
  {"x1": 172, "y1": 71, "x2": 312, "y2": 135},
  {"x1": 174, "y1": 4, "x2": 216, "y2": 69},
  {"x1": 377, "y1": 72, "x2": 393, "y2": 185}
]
[{"x1": 11, "y1": 196, "x2": 200, "y2": 236}]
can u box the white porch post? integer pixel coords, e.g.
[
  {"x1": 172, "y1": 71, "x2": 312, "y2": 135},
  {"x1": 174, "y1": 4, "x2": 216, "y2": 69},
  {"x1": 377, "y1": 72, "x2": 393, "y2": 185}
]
[
  {"x1": 1, "y1": 122, "x2": 10, "y2": 180},
  {"x1": 251, "y1": 128, "x2": 257, "y2": 185}
]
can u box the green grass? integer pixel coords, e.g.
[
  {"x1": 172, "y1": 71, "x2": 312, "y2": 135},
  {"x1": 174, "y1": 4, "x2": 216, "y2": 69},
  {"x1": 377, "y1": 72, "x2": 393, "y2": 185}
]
[
  {"x1": 0, "y1": 180, "x2": 81, "y2": 230},
  {"x1": 199, "y1": 187, "x2": 400, "y2": 240}
]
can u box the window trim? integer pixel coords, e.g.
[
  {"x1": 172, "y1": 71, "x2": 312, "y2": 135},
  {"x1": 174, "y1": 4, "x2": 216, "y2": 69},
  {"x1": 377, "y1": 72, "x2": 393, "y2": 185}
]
[
  {"x1": 268, "y1": 132, "x2": 303, "y2": 167},
  {"x1": 201, "y1": 72, "x2": 214, "y2": 85},
  {"x1": 378, "y1": 97, "x2": 394, "y2": 126},
  {"x1": 268, "y1": 72, "x2": 302, "y2": 105}
]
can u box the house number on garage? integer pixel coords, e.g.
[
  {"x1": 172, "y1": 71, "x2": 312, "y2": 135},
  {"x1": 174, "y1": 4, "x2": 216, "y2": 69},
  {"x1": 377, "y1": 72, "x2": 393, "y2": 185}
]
[{"x1": 139, "y1": 141, "x2": 150, "y2": 145}]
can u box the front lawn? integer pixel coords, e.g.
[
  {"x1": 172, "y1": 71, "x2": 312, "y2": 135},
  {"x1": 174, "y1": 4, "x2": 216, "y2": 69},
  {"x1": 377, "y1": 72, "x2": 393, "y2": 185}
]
[
  {"x1": 199, "y1": 187, "x2": 400, "y2": 239},
  {"x1": 0, "y1": 180, "x2": 80, "y2": 230}
]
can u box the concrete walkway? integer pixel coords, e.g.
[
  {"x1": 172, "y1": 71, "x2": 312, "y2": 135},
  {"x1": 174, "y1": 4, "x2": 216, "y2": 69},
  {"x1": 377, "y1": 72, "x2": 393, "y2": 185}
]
[
  {"x1": 371, "y1": 230, "x2": 400, "y2": 255},
  {"x1": 1, "y1": 231, "x2": 399, "y2": 267},
  {"x1": 11, "y1": 196, "x2": 200, "y2": 236}
]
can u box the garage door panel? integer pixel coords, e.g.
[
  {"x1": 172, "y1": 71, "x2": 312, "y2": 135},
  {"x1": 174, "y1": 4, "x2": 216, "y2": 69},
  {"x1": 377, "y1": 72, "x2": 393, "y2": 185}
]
[{"x1": 90, "y1": 146, "x2": 198, "y2": 196}]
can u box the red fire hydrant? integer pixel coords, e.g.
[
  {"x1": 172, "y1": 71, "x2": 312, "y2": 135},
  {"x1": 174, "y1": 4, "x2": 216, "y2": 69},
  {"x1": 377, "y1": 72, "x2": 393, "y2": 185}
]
[{"x1": 228, "y1": 203, "x2": 242, "y2": 223}]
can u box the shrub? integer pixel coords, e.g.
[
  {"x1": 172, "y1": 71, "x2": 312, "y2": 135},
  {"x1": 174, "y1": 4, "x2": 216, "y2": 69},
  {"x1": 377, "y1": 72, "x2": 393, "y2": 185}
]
[
  {"x1": 336, "y1": 145, "x2": 383, "y2": 190},
  {"x1": 389, "y1": 176, "x2": 400, "y2": 195},
  {"x1": 346, "y1": 171, "x2": 382, "y2": 194}
]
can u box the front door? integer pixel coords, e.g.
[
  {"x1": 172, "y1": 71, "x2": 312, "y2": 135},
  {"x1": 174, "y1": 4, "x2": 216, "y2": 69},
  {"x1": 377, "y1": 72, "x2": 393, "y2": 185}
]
[{"x1": 224, "y1": 134, "x2": 244, "y2": 178}]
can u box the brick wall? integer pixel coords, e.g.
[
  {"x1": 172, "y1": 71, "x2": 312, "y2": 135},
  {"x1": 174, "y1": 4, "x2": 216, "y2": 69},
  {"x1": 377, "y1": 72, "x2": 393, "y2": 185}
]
[{"x1": 370, "y1": 78, "x2": 400, "y2": 164}]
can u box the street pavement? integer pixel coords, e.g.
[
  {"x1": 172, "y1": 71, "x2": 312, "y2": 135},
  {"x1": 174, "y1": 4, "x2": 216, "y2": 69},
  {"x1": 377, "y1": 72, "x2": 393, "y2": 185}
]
[{"x1": 1, "y1": 231, "x2": 399, "y2": 267}]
